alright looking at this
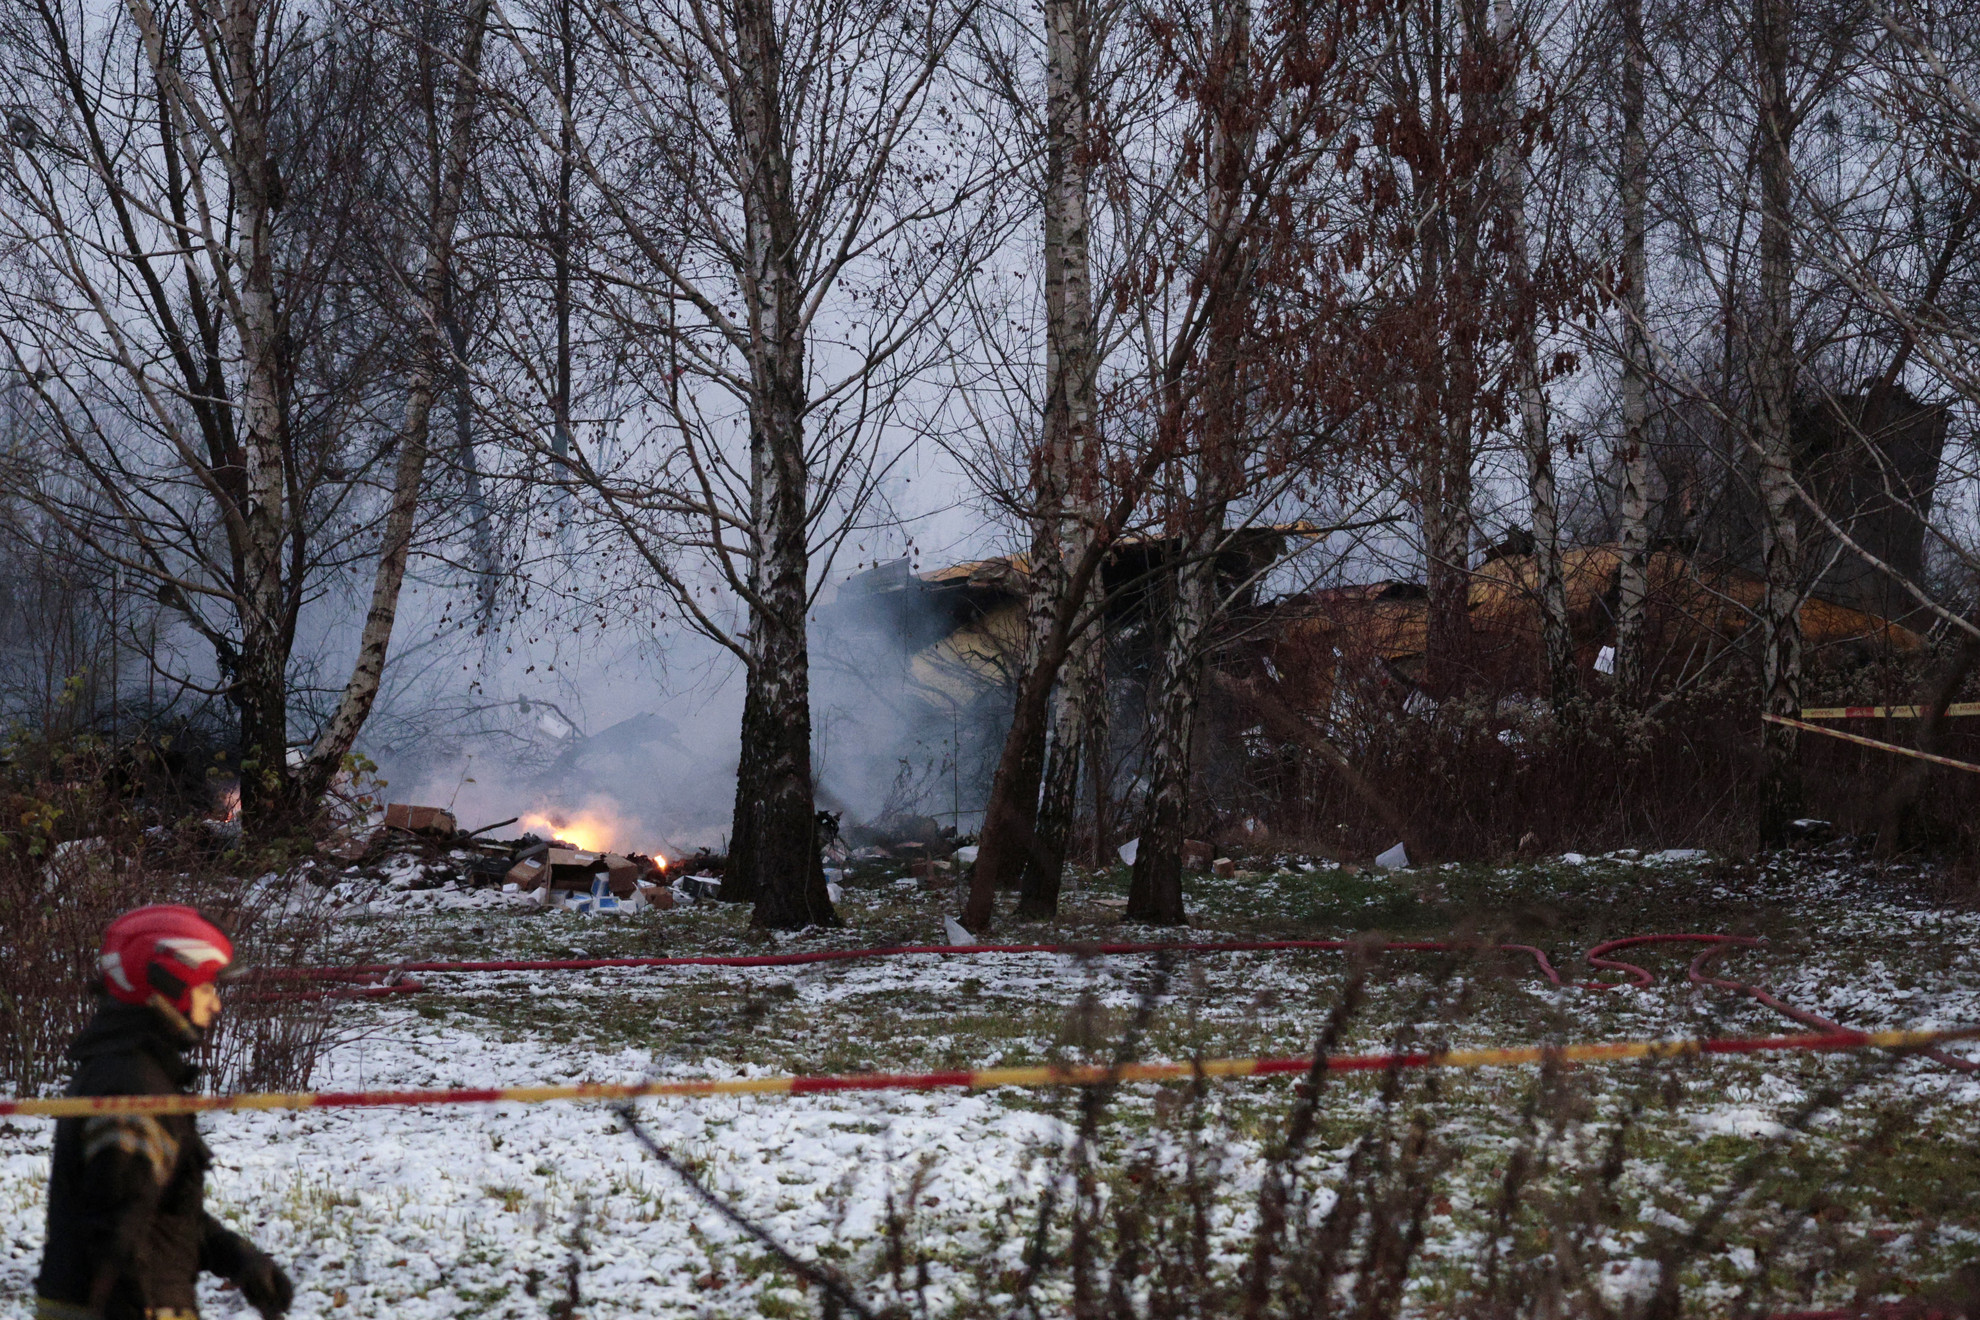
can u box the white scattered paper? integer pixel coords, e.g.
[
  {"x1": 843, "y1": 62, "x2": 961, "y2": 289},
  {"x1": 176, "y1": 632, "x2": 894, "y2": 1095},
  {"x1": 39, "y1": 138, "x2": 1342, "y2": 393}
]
[
  {"x1": 954, "y1": 845, "x2": 979, "y2": 865},
  {"x1": 1375, "y1": 842, "x2": 1410, "y2": 870},
  {"x1": 943, "y1": 915, "x2": 976, "y2": 946},
  {"x1": 1595, "y1": 644, "x2": 1616, "y2": 674},
  {"x1": 1117, "y1": 837, "x2": 1139, "y2": 866}
]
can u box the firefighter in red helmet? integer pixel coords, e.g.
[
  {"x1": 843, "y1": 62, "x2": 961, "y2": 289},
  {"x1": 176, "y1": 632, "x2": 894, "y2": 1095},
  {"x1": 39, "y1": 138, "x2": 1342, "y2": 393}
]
[{"x1": 35, "y1": 906, "x2": 292, "y2": 1320}]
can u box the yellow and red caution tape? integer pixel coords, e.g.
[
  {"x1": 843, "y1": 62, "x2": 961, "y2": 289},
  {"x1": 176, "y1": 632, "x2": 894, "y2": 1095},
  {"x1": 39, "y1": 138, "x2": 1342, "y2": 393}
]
[
  {"x1": 1763, "y1": 713, "x2": 1980, "y2": 774},
  {"x1": 1800, "y1": 703, "x2": 1980, "y2": 719},
  {"x1": 1, "y1": 1026, "x2": 1969, "y2": 1119}
]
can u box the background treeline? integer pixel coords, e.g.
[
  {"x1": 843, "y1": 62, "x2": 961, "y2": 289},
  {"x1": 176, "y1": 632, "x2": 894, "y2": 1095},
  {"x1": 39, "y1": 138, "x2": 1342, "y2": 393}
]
[{"x1": 3, "y1": 0, "x2": 1979, "y2": 927}]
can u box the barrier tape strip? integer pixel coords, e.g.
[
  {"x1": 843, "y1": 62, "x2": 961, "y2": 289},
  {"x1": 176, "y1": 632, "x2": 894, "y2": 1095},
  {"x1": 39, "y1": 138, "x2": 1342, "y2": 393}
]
[
  {"x1": 1763, "y1": 713, "x2": 1980, "y2": 774},
  {"x1": 1800, "y1": 703, "x2": 1980, "y2": 719},
  {"x1": 2, "y1": 1026, "x2": 1969, "y2": 1119}
]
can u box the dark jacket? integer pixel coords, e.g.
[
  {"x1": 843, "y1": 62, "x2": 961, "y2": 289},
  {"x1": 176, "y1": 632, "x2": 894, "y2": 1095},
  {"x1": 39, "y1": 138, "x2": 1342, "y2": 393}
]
[{"x1": 35, "y1": 1001, "x2": 258, "y2": 1319}]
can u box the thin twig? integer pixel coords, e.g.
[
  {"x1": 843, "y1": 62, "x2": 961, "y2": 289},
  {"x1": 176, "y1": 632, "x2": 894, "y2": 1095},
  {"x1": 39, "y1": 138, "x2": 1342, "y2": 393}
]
[{"x1": 617, "y1": 1104, "x2": 881, "y2": 1320}]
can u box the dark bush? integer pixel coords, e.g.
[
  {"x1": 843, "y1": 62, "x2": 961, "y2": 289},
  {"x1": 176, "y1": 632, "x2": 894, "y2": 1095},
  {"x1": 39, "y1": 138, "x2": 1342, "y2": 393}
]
[{"x1": 0, "y1": 737, "x2": 339, "y2": 1096}]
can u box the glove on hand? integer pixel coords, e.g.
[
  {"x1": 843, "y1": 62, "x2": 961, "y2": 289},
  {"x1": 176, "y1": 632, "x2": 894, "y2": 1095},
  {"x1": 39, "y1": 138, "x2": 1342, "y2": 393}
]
[{"x1": 236, "y1": 1250, "x2": 294, "y2": 1319}]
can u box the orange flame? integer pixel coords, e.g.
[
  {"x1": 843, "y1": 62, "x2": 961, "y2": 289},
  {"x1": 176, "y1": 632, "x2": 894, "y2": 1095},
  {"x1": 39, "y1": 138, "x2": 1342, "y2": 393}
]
[{"x1": 517, "y1": 810, "x2": 616, "y2": 853}]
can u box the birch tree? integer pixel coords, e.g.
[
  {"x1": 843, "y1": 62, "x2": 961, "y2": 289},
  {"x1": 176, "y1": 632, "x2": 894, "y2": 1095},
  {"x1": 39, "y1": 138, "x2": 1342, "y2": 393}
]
[
  {"x1": 0, "y1": 0, "x2": 487, "y2": 833},
  {"x1": 1491, "y1": 0, "x2": 1577, "y2": 706},
  {"x1": 495, "y1": 0, "x2": 997, "y2": 926},
  {"x1": 1611, "y1": 0, "x2": 1654, "y2": 692},
  {"x1": 1749, "y1": 0, "x2": 1806, "y2": 841},
  {"x1": 1119, "y1": 0, "x2": 1375, "y2": 923},
  {"x1": 1013, "y1": 0, "x2": 1106, "y2": 918}
]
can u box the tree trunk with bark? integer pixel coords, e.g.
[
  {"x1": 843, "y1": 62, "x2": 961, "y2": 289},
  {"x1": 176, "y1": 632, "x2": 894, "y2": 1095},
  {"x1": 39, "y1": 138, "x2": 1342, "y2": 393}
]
[
  {"x1": 1019, "y1": 627, "x2": 1100, "y2": 917},
  {"x1": 1420, "y1": 422, "x2": 1475, "y2": 694},
  {"x1": 298, "y1": 0, "x2": 492, "y2": 806},
  {"x1": 216, "y1": 0, "x2": 295, "y2": 827},
  {"x1": 731, "y1": 0, "x2": 835, "y2": 927},
  {"x1": 1084, "y1": 638, "x2": 1111, "y2": 866},
  {"x1": 964, "y1": 592, "x2": 1093, "y2": 929},
  {"x1": 1752, "y1": 0, "x2": 1803, "y2": 844},
  {"x1": 1613, "y1": 0, "x2": 1654, "y2": 694},
  {"x1": 722, "y1": 676, "x2": 765, "y2": 902},
  {"x1": 1414, "y1": 194, "x2": 1476, "y2": 694},
  {"x1": 443, "y1": 289, "x2": 499, "y2": 624},
  {"x1": 1126, "y1": 0, "x2": 1249, "y2": 925},
  {"x1": 968, "y1": 0, "x2": 1100, "y2": 911},
  {"x1": 1492, "y1": 0, "x2": 1575, "y2": 707},
  {"x1": 1126, "y1": 534, "x2": 1222, "y2": 924}
]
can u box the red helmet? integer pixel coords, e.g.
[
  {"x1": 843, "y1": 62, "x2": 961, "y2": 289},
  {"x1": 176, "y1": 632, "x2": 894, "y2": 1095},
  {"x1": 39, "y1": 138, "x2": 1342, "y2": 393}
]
[{"x1": 99, "y1": 906, "x2": 234, "y2": 1014}]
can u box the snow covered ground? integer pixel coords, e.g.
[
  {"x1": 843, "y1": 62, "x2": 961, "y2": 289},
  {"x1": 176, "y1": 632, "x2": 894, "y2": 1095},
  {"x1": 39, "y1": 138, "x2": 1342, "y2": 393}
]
[{"x1": 0, "y1": 849, "x2": 1975, "y2": 1317}]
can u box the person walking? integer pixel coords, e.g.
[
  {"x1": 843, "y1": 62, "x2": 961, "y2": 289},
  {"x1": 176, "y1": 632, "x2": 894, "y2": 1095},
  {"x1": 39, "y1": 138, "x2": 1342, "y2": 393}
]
[{"x1": 35, "y1": 906, "x2": 293, "y2": 1320}]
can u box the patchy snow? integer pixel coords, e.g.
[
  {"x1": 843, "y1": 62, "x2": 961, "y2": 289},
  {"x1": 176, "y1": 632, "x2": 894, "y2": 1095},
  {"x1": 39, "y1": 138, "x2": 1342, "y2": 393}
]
[
  {"x1": 2, "y1": 848, "x2": 1976, "y2": 1317},
  {"x1": 1597, "y1": 1256, "x2": 1661, "y2": 1305},
  {"x1": 1690, "y1": 1105, "x2": 1789, "y2": 1139},
  {"x1": 0, "y1": 1013, "x2": 1082, "y2": 1319}
]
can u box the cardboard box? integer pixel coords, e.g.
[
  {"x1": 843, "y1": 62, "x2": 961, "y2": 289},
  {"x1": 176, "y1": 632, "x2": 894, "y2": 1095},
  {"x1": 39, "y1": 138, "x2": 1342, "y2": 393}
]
[
  {"x1": 384, "y1": 803, "x2": 458, "y2": 837},
  {"x1": 507, "y1": 847, "x2": 647, "y2": 897}
]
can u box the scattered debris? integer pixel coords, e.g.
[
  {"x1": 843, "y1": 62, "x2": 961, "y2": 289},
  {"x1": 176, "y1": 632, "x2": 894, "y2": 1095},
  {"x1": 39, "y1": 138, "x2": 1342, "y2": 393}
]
[
  {"x1": 943, "y1": 915, "x2": 975, "y2": 946},
  {"x1": 384, "y1": 803, "x2": 459, "y2": 837},
  {"x1": 319, "y1": 826, "x2": 379, "y2": 864},
  {"x1": 1182, "y1": 839, "x2": 1214, "y2": 871},
  {"x1": 537, "y1": 875, "x2": 646, "y2": 914},
  {"x1": 847, "y1": 812, "x2": 954, "y2": 857},
  {"x1": 1118, "y1": 837, "x2": 1140, "y2": 866},
  {"x1": 675, "y1": 875, "x2": 723, "y2": 903},
  {"x1": 1212, "y1": 857, "x2": 1237, "y2": 878},
  {"x1": 1375, "y1": 842, "x2": 1410, "y2": 870},
  {"x1": 504, "y1": 847, "x2": 649, "y2": 899}
]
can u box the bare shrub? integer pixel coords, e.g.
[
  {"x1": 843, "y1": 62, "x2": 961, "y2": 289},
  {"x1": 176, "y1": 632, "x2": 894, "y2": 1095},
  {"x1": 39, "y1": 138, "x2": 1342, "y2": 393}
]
[
  {"x1": 194, "y1": 878, "x2": 346, "y2": 1093},
  {"x1": 686, "y1": 950, "x2": 1980, "y2": 1318},
  {"x1": 0, "y1": 838, "x2": 153, "y2": 1096},
  {"x1": 0, "y1": 738, "x2": 343, "y2": 1095}
]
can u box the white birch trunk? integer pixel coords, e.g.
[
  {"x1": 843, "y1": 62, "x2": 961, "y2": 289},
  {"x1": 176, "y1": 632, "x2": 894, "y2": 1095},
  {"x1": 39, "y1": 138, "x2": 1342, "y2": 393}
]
[
  {"x1": 304, "y1": 0, "x2": 492, "y2": 796},
  {"x1": 1492, "y1": 0, "x2": 1575, "y2": 706},
  {"x1": 977, "y1": 0, "x2": 1101, "y2": 904},
  {"x1": 1126, "y1": 0, "x2": 1248, "y2": 924},
  {"x1": 1613, "y1": 0, "x2": 1654, "y2": 694},
  {"x1": 1753, "y1": 0, "x2": 1804, "y2": 840},
  {"x1": 731, "y1": 0, "x2": 835, "y2": 927}
]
